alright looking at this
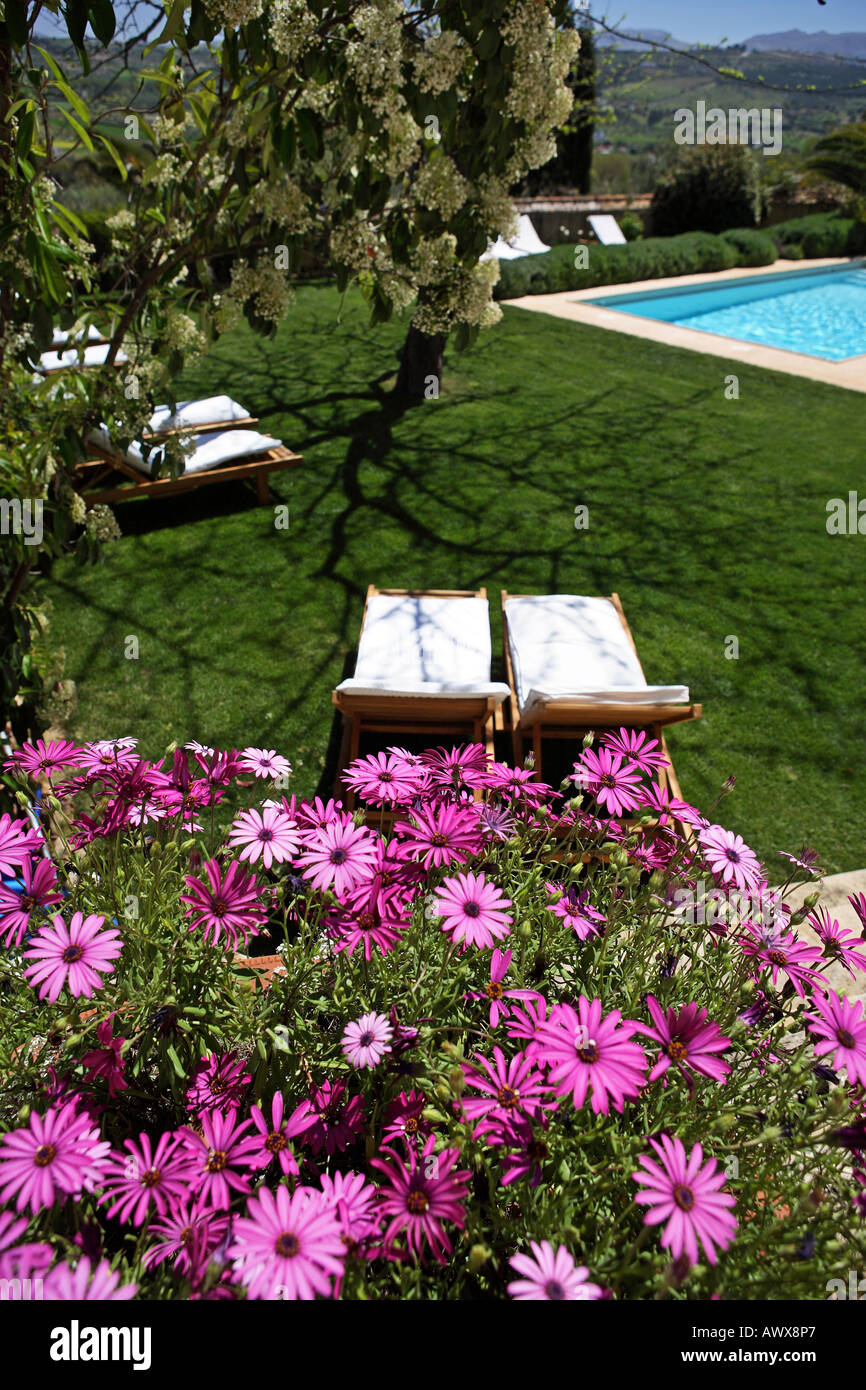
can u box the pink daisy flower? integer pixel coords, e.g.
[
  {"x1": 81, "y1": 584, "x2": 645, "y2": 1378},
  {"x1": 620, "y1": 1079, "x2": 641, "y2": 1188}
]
[
  {"x1": 342, "y1": 751, "x2": 423, "y2": 805},
  {"x1": 544, "y1": 883, "x2": 606, "y2": 941},
  {"x1": 632, "y1": 1134, "x2": 738, "y2": 1266},
  {"x1": 186, "y1": 1051, "x2": 251, "y2": 1115},
  {"x1": 490, "y1": 1117, "x2": 551, "y2": 1188},
  {"x1": 0, "y1": 856, "x2": 63, "y2": 946},
  {"x1": 420, "y1": 743, "x2": 492, "y2": 792},
  {"x1": 504, "y1": 994, "x2": 551, "y2": 1064},
  {"x1": 699, "y1": 824, "x2": 762, "y2": 891},
  {"x1": 296, "y1": 820, "x2": 378, "y2": 897},
  {"x1": 247, "y1": 1093, "x2": 315, "y2": 1176},
  {"x1": 602, "y1": 726, "x2": 668, "y2": 771},
  {"x1": 486, "y1": 763, "x2": 552, "y2": 809},
  {"x1": 305, "y1": 1080, "x2": 365, "y2": 1156},
  {"x1": 372, "y1": 1135, "x2": 471, "y2": 1265},
  {"x1": 537, "y1": 997, "x2": 648, "y2": 1116},
  {"x1": 0, "y1": 1101, "x2": 111, "y2": 1214},
  {"x1": 806, "y1": 990, "x2": 866, "y2": 1086},
  {"x1": 0, "y1": 813, "x2": 44, "y2": 876},
  {"x1": 4, "y1": 738, "x2": 80, "y2": 778},
  {"x1": 143, "y1": 1200, "x2": 230, "y2": 1280},
  {"x1": 227, "y1": 805, "x2": 300, "y2": 870},
  {"x1": 319, "y1": 1170, "x2": 381, "y2": 1252},
  {"x1": 573, "y1": 746, "x2": 643, "y2": 818},
  {"x1": 23, "y1": 912, "x2": 122, "y2": 1003},
  {"x1": 230, "y1": 1184, "x2": 345, "y2": 1300},
  {"x1": 41, "y1": 1256, "x2": 137, "y2": 1301},
  {"x1": 341, "y1": 1012, "x2": 394, "y2": 1069},
  {"x1": 460, "y1": 1046, "x2": 555, "y2": 1138},
  {"x1": 471, "y1": 947, "x2": 539, "y2": 1027},
  {"x1": 848, "y1": 892, "x2": 866, "y2": 934},
  {"x1": 180, "y1": 1109, "x2": 258, "y2": 1209},
  {"x1": 80, "y1": 1017, "x2": 127, "y2": 1097},
  {"x1": 739, "y1": 926, "x2": 823, "y2": 999},
  {"x1": 100, "y1": 1131, "x2": 194, "y2": 1226},
  {"x1": 296, "y1": 796, "x2": 345, "y2": 836},
  {"x1": 382, "y1": 1090, "x2": 432, "y2": 1148},
  {"x1": 0, "y1": 1210, "x2": 53, "y2": 1281},
  {"x1": 478, "y1": 803, "x2": 517, "y2": 842},
  {"x1": 327, "y1": 899, "x2": 407, "y2": 960},
  {"x1": 808, "y1": 908, "x2": 866, "y2": 978},
  {"x1": 395, "y1": 800, "x2": 482, "y2": 869},
  {"x1": 433, "y1": 870, "x2": 512, "y2": 950},
  {"x1": 238, "y1": 747, "x2": 292, "y2": 780},
  {"x1": 508, "y1": 1240, "x2": 602, "y2": 1300},
  {"x1": 181, "y1": 858, "x2": 266, "y2": 950},
  {"x1": 636, "y1": 997, "x2": 731, "y2": 1086}
]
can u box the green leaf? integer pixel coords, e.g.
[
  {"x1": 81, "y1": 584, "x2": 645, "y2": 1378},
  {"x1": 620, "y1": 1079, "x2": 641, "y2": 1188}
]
[
  {"x1": 477, "y1": 25, "x2": 500, "y2": 61},
  {"x1": 154, "y1": 0, "x2": 186, "y2": 47},
  {"x1": 59, "y1": 107, "x2": 94, "y2": 153},
  {"x1": 96, "y1": 133, "x2": 128, "y2": 182},
  {"x1": 17, "y1": 110, "x2": 35, "y2": 159},
  {"x1": 65, "y1": 0, "x2": 89, "y2": 49},
  {"x1": 165, "y1": 1044, "x2": 186, "y2": 1078},
  {"x1": 34, "y1": 46, "x2": 65, "y2": 83},
  {"x1": 88, "y1": 0, "x2": 116, "y2": 45},
  {"x1": 54, "y1": 76, "x2": 91, "y2": 126}
]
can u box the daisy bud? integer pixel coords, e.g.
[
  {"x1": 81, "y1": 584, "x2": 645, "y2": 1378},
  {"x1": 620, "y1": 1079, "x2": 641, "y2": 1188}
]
[
  {"x1": 15, "y1": 791, "x2": 30, "y2": 809},
  {"x1": 582, "y1": 731, "x2": 595, "y2": 747},
  {"x1": 435, "y1": 1082, "x2": 450, "y2": 1102},
  {"x1": 716, "y1": 1112, "x2": 736, "y2": 1131},
  {"x1": 17, "y1": 1103, "x2": 30, "y2": 1124},
  {"x1": 760, "y1": 1125, "x2": 782, "y2": 1141},
  {"x1": 829, "y1": 1089, "x2": 847, "y2": 1115},
  {"x1": 181, "y1": 838, "x2": 197, "y2": 851},
  {"x1": 803, "y1": 892, "x2": 821, "y2": 910},
  {"x1": 352, "y1": 810, "x2": 367, "y2": 827},
  {"x1": 149, "y1": 840, "x2": 162, "y2": 857},
  {"x1": 47, "y1": 794, "x2": 62, "y2": 813},
  {"x1": 518, "y1": 922, "x2": 533, "y2": 939},
  {"x1": 449, "y1": 1066, "x2": 466, "y2": 1097},
  {"x1": 468, "y1": 1244, "x2": 490, "y2": 1273},
  {"x1": 567, "y1": 796, "x2": 584, "y2": 812}
]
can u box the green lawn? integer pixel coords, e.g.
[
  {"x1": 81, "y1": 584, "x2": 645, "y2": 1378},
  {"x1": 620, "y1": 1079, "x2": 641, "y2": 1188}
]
[{"x1": 43, "y1": 282, "x2": 866, "y2": 872}]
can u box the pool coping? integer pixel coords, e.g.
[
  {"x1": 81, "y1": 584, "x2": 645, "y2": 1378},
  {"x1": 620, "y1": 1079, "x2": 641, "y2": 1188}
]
[{"x1": 504, "y1": 258, "x2": 866, "y2": 393}]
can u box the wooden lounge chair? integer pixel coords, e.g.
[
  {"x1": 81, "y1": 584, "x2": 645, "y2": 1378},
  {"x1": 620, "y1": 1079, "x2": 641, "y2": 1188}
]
[
  {"x1": 332, "y1": 585, "x2": 510, "y2": 807},
  {"x1": 501, "y1": 591, "x2": 701, "y2": 797},
  {"x1": 75, "y1": 395, "x2": 301, "y2": 505}
]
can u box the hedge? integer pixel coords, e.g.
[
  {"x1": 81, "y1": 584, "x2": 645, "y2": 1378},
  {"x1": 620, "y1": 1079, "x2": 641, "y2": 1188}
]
[
  {"x1": 770, "y1": 212, "x2": 866, "y2": 259},
  {"x1": 493, "y1": 228, "x2": 776, "y2": 299}
]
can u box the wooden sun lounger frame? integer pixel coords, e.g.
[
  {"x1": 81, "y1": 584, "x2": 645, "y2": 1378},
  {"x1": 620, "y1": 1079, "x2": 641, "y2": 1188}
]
[
  {"x1": 75, "y1": 409, "x2": 302, "y2": 506},
  {"x1": 332, "y1": 584, "x2": 505, "y2": 808},
  {"x1": 500, "y1": 590, "x2": 702, "y2": 798}
]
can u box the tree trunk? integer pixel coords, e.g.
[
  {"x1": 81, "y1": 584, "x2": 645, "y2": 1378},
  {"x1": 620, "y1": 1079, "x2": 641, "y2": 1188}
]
[{"x1": 395, "y1": 324, "x2": 446, "y2": 398}]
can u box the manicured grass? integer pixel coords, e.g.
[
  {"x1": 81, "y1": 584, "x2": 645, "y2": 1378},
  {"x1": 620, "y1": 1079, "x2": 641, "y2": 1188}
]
[{"x1": 43, "y1": 282, "x2": 866, "y2": 872}]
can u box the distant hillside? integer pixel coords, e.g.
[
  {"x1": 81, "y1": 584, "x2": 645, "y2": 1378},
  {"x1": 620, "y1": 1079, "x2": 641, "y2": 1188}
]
[{"x1": 743, "y1": 30, "x2": 866, "y2": 60}]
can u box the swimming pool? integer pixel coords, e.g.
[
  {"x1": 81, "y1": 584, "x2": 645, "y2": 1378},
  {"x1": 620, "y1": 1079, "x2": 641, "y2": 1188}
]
[{"x1": 586, "y1": 262, "x2": 866, "y2": 362}]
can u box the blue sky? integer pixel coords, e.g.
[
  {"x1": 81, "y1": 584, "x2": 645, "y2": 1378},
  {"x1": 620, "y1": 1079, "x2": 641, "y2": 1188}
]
[{"x1": 590, "y1": 0, "x2": 866, "y2": 45}]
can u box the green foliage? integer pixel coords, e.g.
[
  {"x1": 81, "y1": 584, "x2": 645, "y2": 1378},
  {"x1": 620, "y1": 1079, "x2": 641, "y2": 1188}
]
[
  {"x1": 771, "y1": 212, "x2": 866, "y2": 258},
  {"x1": 718, "y1": 227, "x2": 778, "y2": 266},
  {"x1": 493, "y1": 228, "x2": 776, "y2": 299},
  {"x1": 651, "y1": 147, "x2": 766, "y2": 236},
  {"x1": 618, "y1": 211, "x2": 644, "y2": 242},
  {"x1": 806, "y1": 122, "x2": 866, "y2": 200}
]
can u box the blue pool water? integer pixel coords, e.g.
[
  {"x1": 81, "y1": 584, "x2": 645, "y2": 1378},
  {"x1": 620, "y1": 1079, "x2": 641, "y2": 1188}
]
[{"x1": 587, "y1": 262, "x2": 866, "y2": 361}]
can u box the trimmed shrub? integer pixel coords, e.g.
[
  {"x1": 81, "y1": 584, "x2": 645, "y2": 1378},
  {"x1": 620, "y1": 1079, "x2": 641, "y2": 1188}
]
[
  {"x1": 770, "y1": 212, "x2": 866, "y2": 258},
  {"x1": 719, "y1": 228, "x2": 777, "y2": 267},
  {"x1": 618, "y1": 211, "x2": 644, "y2": 242},
  {"x1": 494, "y1": 229, "x2": 768, "y2": 299}
]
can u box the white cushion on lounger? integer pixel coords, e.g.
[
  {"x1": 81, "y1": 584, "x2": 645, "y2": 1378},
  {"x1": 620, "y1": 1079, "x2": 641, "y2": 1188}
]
[
  {"x1": 51, "y1": 325, "x2": 105, "y2": 346},
  {"x1": 124, "y1": 429, "x2": 280, "y2": 477},
  {"x1": 336, "y1": 595, "x2": 510, "y2": 701},
  {"x1": 148, "y1": 396, "x2": 251, "y2": 433},
  {"x1": 505, "y1": 595, "x2": 689, "y2": 715},
  {"x1": 39, "y1": 343, "x2": 128, "y2": 371}
]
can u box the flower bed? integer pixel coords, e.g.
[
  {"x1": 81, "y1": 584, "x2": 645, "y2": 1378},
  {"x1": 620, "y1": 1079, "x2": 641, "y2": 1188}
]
[{"x1": 0, "y1": 735, "x2": 864, "y2": 1301}]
